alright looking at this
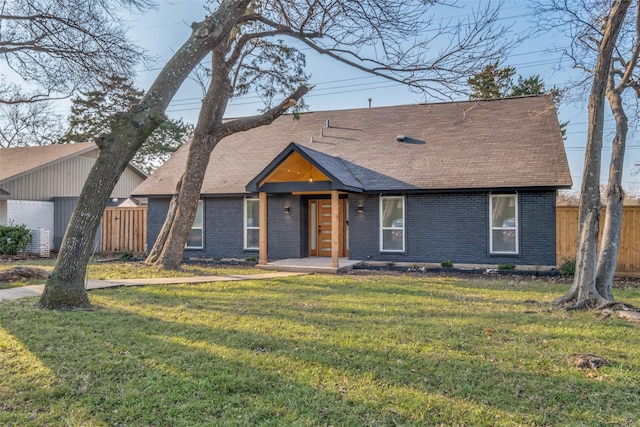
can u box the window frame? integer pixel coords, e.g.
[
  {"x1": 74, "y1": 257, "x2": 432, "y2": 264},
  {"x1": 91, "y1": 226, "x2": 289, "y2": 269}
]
[
  {"x1": 489, "y1": 194, "x2": 518, "y2": 255},
  {"x1": 244, "y1": 197, "x2": 260, "y2": 250},
  {"x1": 379, "y1": 195, "x2": 405, "y2": 253},
  {"x1": 185, "y1": 199, "x2": 204, "y2": 249}
]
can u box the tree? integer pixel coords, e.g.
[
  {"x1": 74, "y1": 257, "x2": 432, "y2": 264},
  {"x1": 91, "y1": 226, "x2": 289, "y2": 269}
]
[
  {"x1": 467, "y1": 61, "x2": 516, "y2": 99},
  {"x1": 542, "y1": 0, "x2": 633, "y2": 308},
  {"x1": 39, "y1": 0, "x2": 511, "y2": 308},
  {"x1": 65, "y1": 75, "x2": 194, "y2": 174},
  {"x1": 0, "y1": 102, "x2": 64, "y2": 147},
  {"x1": 467, "y1": 62, "x2": 568, "y2": 137},
  {"x1": 468, "y1": 62, "x2": 564, "y2": 101},
  {"x1": 145, "y1": 0, "x2": 513, "y2": 270},
  {"x1": 132, "y1": 119, "x2": 194, "y2": 174},
  {"x1": 595, "y1": 2, "x2": 640, "y2": 299},
  {"x1": 38, "y1": 0, "x2": 257, "y2": 309},
  {"x1": 0, "y1": 0, "x2": 152, "y2": 105}
]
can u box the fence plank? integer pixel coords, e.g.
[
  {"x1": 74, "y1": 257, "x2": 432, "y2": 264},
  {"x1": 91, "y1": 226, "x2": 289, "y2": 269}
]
[
  {"x1": 100, "y1": 206, "x2": 147, "y2": 253},
  {"x1": 557, "y1": 206, "x2": 640, "y2": 274}
]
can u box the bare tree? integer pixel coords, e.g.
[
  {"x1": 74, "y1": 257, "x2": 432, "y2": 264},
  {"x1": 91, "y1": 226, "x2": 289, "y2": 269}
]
[
  {"x1": 595, "y1": 3, "x2": 640, "y2": 298},
  {"x1": 0, "y1": 0, "x2": 152, "y2": 105},
  {"x1": 537, "y1": 0, "x2": 633, "y2": 308},
  {"x1": 38, "y1": 0, "x2": 511, "y2": 308},
  {"x1": 38, "y1": 0, "x2": 255, "y2": 309},
  {"x1": 146, "y1": 0, "x2": 513, "y2": 269},
  {"x1": 0, "y1": 102, "x2": 64, "y2": 147}
]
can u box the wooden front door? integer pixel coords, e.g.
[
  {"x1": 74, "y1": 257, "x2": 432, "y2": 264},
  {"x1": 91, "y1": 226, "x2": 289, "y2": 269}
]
[{"x1": 308, "y1": 199, "x2": 348, "y2": 257}]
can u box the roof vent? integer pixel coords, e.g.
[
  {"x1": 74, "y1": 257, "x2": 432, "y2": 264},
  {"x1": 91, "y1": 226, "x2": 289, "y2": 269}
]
[{"x1": 396, "y1": 135, "x2": 407, "y2": 142}]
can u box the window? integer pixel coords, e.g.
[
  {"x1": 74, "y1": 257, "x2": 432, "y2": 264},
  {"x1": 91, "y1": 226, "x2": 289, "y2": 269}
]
[
  {"x1": 186, "y1": 200, "x2": 204, "y2": 249},
  {"x1": 244, "y1": 198, "x2": 259, "y2": 250},
  {"x1": 490, "y1": 194, "x2": 518, "y2": 254},
  {"x1": 380, "y1": 196, "x2": 404, "y2": 252}
]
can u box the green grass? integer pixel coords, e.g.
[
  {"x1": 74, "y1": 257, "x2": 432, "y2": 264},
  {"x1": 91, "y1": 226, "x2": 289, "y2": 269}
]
[
  {"x1": 0, "y1": 260, "x2": 260, "y2": 289},
  {"x1": 1, "y1": 273, "x2": 640, "y2": 426}
]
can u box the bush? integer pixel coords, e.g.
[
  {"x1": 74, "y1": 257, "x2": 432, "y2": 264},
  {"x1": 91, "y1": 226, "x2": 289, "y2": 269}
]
[
  {"x1": 244, "y1": 256, "x2": 257, "y2": 262},
  {"x1": 118, "y1": 249, "x2": 134, "y2": 262},
  {"x1": 559, "y1": 257, "x2": 576, "y2": 276},
  {"x1": 0, "y1": 224, "x2": 32, "y2": 255},
  {"x1": 441, "y1": 260, "x2": 454, "y2": 268},
  {"x1": 498, "y1": 263, "x2": 516, "y2": 270}
]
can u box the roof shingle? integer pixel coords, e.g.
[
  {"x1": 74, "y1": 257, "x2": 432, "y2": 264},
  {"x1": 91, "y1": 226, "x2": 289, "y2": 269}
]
[{"x1": 133, "y1": 95, "x2": 572, "y2": 196}]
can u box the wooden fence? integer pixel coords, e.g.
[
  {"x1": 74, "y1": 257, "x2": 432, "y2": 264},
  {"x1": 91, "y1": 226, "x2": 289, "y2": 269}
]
[
  {"x1": 557, "y1": 206, "x2": 640, "y2": 274},
  {"x1": 100, "y1": 206, "x2": 147, "y2": 253}
]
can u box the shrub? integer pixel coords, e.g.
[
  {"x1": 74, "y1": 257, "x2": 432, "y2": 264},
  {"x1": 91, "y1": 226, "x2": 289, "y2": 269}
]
[
  {"x1": 559, "y1": 257, "x2": 576, "y2": 276},
  {"x1": 118, "y1": 249, "x2": 134, "y2": 262},
  {"x1": 441, "y1": 260, "x2": 454, "y2": 268},
  {"x1": 498, "y1": 263, "x2": 516, "y2": 270},
  {"x1": 0, "y1": 224, "x2": 32, "y2": 255},
  {"x1": 244, "y1": 255, "x2": 257, "y2": 262}
]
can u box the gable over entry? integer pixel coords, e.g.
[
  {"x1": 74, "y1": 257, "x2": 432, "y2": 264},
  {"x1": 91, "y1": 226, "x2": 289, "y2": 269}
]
[{"x1": 246, "y1": 143, "x2": 363, "y2": 269}]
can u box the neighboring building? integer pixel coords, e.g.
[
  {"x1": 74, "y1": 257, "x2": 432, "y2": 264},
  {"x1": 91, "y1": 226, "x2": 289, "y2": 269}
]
[
  {"x1": 0, "y1": 142, "x2": 146, "y2": 250},
  {"x1": 133, "y1": 95, "x2": 572, "y2": 269}
]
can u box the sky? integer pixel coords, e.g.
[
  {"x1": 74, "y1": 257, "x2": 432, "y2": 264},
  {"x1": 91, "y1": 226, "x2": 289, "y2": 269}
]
[{"x1": 122, "y1": 0, "x2": 640, "y2": 194}]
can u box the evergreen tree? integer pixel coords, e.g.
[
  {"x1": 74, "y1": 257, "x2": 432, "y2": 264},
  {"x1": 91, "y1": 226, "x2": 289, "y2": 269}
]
[
  {"x1": 468, "y1": 63, "x2": 567, "y2": 137},
  {"x1": 467, "y1": 62, "x2": 516, "y2": 99},
  {"x1": 66, "y1": 75, "x2": 192, "y2": 173}
]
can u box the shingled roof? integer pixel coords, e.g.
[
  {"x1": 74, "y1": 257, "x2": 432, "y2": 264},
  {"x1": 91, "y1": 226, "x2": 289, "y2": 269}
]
[
  {"x1": 133, "y1": 95, "x2": 572, "y2": 196},
  {"x1": 0, "y1": 142, "x2": 98, "y2": 182}
]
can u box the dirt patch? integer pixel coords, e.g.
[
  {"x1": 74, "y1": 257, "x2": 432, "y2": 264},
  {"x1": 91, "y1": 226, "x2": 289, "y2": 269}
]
[
  {"x1": 0, "y1": 266, "x2": 50, "y2": 282},
  {"x1": 568, "y1": 354, "x2": 612, "y2": 370}
]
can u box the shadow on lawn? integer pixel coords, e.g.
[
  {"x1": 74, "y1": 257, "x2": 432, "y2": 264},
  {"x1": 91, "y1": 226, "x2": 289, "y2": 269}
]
[{"x1": 2, "y1": 276, "x2": 640, "y2": 426}]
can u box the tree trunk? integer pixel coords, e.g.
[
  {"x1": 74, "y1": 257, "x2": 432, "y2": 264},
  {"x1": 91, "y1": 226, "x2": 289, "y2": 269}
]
[
  {"x1": 146, "y1": 135, "x2": 220, "y2": 269},
  {"x1": 39, "y1": 106, "x2": 164, "y2": 309},
  {"x1": 595, "y1": 70, "x2": 629, "y2": 300},
  {"x1": 38, "y1": 0, "x2": 253, "y2": 309},
  {"x1": 145, "y1": 47, "x2": 310, "y2": 269},
  {"x1": 145, "y1": 47, "x2": 233, "y2": 269},
  {"x1": 553, "y1": 0, "x2": 631, "y2": 308}
]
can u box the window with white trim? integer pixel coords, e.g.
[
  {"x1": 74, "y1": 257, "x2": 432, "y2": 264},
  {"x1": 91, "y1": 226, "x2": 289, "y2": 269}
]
[
  {"x1": 380, "y1": 196, "x2": 404, "y2": 252},
  {"x1": 186, "y1": 200, "x2": 204, "y2": 249},
  {"x1": 490, "y1": 194, "x2": 518, "y2": 254},
  {"x1": 244, "y1": 198, "x2": 259, "y2": 250}
]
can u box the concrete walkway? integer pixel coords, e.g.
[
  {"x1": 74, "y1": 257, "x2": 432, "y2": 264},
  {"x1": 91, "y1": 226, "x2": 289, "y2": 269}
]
[{"x1": 0, "y1": 271, "x2": 306, "y2": 301}]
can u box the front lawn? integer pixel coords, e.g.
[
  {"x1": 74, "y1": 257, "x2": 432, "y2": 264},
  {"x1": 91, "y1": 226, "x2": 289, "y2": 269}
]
[
  {"x1": 0, "y1": 260, "x2": 260, "y2": 289},
  {"x1": 1, "y1": 273, "x2": 639, "y2": 426}
]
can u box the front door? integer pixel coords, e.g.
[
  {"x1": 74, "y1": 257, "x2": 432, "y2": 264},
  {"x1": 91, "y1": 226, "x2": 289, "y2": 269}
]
[{"x1": 308, "y1": 199, "x2": 348, "y2": 257}]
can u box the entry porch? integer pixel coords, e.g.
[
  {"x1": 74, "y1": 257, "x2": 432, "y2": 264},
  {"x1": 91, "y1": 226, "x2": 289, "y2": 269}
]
[{"x1": 257, "y1": 257, "x2": 362, "y2": 274}]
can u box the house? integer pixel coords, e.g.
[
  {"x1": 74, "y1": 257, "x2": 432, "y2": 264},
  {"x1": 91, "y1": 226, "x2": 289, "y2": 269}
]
[
  {"x1": 0, "y1": 142, "x2": 146, "y2": 250},
  {"x1": 133, "y1": 95, "x2": 572, "y2": 270}
]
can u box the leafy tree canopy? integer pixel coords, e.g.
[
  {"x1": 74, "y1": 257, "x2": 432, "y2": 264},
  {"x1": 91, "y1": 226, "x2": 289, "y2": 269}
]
[
  {"x1": 65, "y1": 75, "x2": 193, "y2": 173},
  {"x1": 468, "y1": 61, "x2": 564, "y2": 101}
]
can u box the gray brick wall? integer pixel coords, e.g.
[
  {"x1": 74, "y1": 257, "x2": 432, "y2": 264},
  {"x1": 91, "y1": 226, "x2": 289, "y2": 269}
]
[
  {"x1": 267, "y1": 195, "x2": 303, "y2": 259},
  {"x1": 148, "y1": 195, "x2": 303, "y2": 260},
  {"x1": 148, "y1": 190, "x2": 557, "y2": 266},
  {"x1": 348, "y1": 191, "x2": 557, "y2": 266}
]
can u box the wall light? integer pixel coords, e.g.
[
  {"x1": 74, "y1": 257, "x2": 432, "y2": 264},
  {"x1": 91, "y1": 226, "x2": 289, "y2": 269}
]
[
  {"x1": 284, "y1": 206, "x2": 291, "y2": 213},
  {"x1": 357, "y1": 205, "x2": 364, "y2": 213}
]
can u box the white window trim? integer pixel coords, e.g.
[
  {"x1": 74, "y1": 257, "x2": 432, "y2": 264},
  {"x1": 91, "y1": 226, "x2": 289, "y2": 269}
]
[
  {"x1": 379, "y1": 195, "x2": 405, "y2": 252},
  {"x1": 489, "y1": 194, "x2": 518, "y2": 254},
  {"x1": 185, "y1": 200, "x2": 204, "y2": 249},
  {"x1": 244, "y1": 197, "x2": 259, "y2": 250}
]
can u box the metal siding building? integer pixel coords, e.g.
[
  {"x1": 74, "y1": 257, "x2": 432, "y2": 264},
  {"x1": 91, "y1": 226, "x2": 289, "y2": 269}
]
[{"x1": 0, "y1": 143, "x2": 146, "y2": 250}]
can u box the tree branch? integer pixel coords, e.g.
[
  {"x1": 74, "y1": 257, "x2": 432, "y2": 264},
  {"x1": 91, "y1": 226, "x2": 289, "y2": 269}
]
[{"x1": 220, "y1": 85, "x2": 310, "y2": 137}]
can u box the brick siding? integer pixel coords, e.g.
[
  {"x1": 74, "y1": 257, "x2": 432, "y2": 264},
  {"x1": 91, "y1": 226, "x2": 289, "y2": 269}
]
[{"x1": 148, "y1": 190, "x2": 557, "y2": 266}]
